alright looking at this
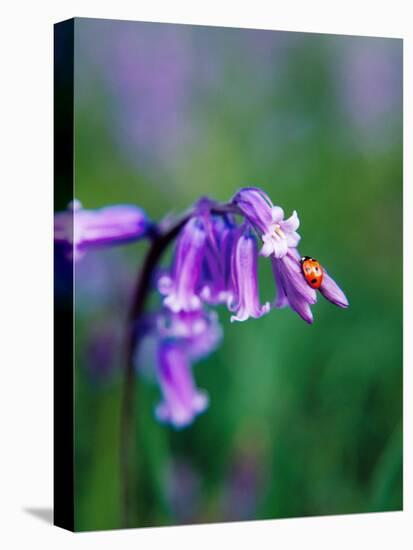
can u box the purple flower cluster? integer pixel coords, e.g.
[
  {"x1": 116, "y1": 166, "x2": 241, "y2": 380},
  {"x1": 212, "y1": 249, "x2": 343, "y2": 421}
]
[{"x1": 55, "y1": 187, "x2": 348, "y2": 429}]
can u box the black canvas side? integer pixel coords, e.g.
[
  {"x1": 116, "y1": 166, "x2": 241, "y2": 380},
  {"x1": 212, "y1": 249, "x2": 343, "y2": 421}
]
[{"x1": 53, "y1": 18, "x2": 75, "y2": 532}]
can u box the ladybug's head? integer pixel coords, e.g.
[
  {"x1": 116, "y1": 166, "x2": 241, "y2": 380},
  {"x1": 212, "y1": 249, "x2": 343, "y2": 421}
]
[{"x1": 300, "y1": 256, "x2": 313, "y2": 264}]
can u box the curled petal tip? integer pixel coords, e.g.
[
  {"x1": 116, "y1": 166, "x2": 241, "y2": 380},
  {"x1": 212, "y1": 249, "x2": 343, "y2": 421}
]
[
  {"x1": 333, "y1": 294, "x2": 350, "y2": 309},
  {"x1": 291, "y1": 301, "x2": 314, "y2": 324},
  {"x1": 230, "y1": 301, "x2": 270, "y2": 323},
  {"x1": 303, "y1": 312, "x2": 314, "y2": 325},
  {"x1": 319, "y1": 271, "x2": 349, "y2": 309},
  {"x1": 280, "y1": 210, "x2": 300, "y2": 233}
]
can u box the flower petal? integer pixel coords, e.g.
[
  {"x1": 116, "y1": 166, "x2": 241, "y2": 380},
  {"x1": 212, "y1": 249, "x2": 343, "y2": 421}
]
[
  {"x1": 162, "y1": 217, "x2": 207, "y2": 313},
  {"x1": 197, "y1": 216, "x2": 234, "y2": 306},
  {"x1": 271, "y1": 254, "x2": 316, "y2": 324},
  {"x1": 155, "y1": 341, "x2": 208, "y2": 429},
  {"x1": 286, "y1": 294, "x2": 314, "y2": 324},
  {"x1": 286, "y1": 231, "x2": 301, "y2": 248},
  {"x1": 260, "y1": 238, "x2": 276, "y2": 258},
  {"x1": 260, "y1": 232, "x2": 289, "y2": 259},
  {"x1": 319, "y1": 270, "x2": 349, "y2": 308},
  {"x1": 271, "y1": 236, "x2": 289, "y2": 259},
  {"x1": 282, "y1": 252, "x2": 317, "y2": 304},
  {"x1": 271, "y1": 206, "x2": 285, "y2": 223},
  {"x1": 279, "y1": 210, "x2": 300, "y2": 233},
  {"x1": 54, "y1": 200, "x2": 150, "y2": 260},
  {"x1": 271, "y1": 257, "x2": 289, "y2": 308},
  {"x1": 232, "y1": 188, "x2": 275, "y2": 234},
  {"x1": 229, "y1": 228, "x2": 270, "y2": 322}
]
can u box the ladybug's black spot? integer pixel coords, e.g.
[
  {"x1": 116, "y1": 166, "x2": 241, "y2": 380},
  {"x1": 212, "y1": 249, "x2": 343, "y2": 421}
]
[{"x1": 311, "y1": 278, "x2": 317, "y2": 284}]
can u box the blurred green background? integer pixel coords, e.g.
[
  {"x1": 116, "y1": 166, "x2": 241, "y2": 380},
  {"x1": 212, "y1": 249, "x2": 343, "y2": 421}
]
[{"x1": 72, "y1": 18, "x2": 402, "y2": 531}]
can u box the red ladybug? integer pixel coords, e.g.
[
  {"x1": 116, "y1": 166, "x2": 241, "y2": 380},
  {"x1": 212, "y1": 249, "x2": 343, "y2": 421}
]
[{"x1": 300, "y1": 256, "x2": 324, "y2": 289}]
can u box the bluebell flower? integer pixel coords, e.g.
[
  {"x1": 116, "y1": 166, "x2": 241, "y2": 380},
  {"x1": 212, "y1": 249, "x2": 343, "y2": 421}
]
[
  {"x1": 318, "y1": 269, "x2": 349, "y2": 308},
  {"x1": 272, "y1": 248, "x2": 349, "y2": 323},
  {"x1": 232, "y1": 187, "x2": 300, "y2": 258},
  {"x1": 157, "y1": 308, "x2": 222, "y2": 427},
  {"x1": 155, "y1": 340, "x2": 209, "y2": 429},
  {"x1": 229, "y1": 226, "x2": 270, "y2": 322},
  {"x1": 139, "y1": 307, "x2": 223, "y2": 429},
  {"x1": 271, "y1": 249, "x2": 317, "y2": 324},
  {"x1": 54, "y1": 199, "x2": 150, "y2": 260},
  {"x1": 159, "y1": 217, "x2": 207, "y2": 313},
  {"x1": 199, "y1": 215, "x2": 237, "y2": 306}
]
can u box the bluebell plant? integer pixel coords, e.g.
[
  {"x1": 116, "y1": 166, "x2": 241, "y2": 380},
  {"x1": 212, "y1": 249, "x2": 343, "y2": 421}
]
[
  {"x1": 55, "y1": 187, "x2": 348, "y2": 428},
  {"x1": 55, "y1": 187, "x2": 348, "y2": 524}
]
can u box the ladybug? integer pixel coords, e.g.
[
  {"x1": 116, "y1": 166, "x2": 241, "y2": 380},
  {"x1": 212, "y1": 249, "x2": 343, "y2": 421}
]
[{"x1": 300, "y1": 256, "x2": 324, "y2": 289}]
